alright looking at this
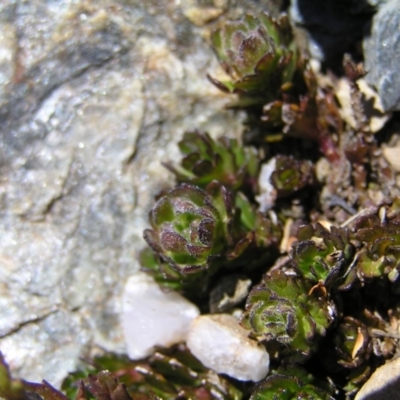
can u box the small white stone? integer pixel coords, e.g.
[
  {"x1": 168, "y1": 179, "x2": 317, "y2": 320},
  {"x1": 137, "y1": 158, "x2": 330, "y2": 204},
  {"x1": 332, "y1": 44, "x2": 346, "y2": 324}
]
[
  {"x1": 382, "y1": 144, "x2": 400, "y2": 172},
  {"x1": 256, "y1": 158, "x2": 277, "y2": 213},
  {"x1": 121, "y1": 272, "x2": 200, "y2": 359},
  {"x1": 187, "y1": 314, "x2": 269, "y2": 382}
]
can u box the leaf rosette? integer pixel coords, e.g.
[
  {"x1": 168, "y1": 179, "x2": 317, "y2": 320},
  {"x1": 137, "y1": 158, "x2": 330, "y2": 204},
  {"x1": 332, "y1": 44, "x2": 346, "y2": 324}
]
[
  {"x1": 208, "y1": 13, "x2": 298, "y2": 104},
  {"x1": 241, "y1": 270, "x2": 334, "y2": 361},
  {"x1": 291, "y1": 223, "x2": 355, "y2": 290},
  {"x1": 355, "y1": 213, "x2": 400, "y2": 280},
  {"x1": 270, "y1": 155, "x2": 314, "y2": 197},
  {"x1": 144, "y1": 182, "x2": 239, "y2": 275},
  {"x1": 320, "y1": 317, "x2": 372, "y2": 396},
  {"x1": 333, "y1": 317, "x2": 371, "y2": 369},
  {"x1": 164, "y1": 131, "x2": 259, "y2": 192}
]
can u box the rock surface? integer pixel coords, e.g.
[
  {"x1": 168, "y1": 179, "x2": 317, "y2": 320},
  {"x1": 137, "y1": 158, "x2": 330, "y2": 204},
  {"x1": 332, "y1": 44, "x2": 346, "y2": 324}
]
[
  {"x1": 121, "y1": 272, "x2": 199, "y2": 359},
  {"x1": 0, "y1": 0, "x2": 281, "y2": 388},
  {"x1": 187, "y1": 314, "x2": 270, "y2": 382},
  {"x1": 355, "y1": 357, "x2": 400, "y2": 400},
  {"x1": 364, "y1": 0, "x2": 400, "y2": 111}
]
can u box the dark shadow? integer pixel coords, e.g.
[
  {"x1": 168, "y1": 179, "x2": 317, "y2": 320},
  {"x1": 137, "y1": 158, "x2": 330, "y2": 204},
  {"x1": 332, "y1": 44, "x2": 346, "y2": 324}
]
[{"x1": 294, "y1": 0, "x2": 375, "y2": 65}]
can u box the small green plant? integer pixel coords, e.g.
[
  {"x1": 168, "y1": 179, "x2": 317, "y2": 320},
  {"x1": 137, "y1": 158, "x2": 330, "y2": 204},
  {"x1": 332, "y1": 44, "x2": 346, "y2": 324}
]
[
  {"x1": 0, "y1": 349, "x2": 244, "y2": 400},
  {"x1": 250, "y1": 366, "x2": 335, "y2": 399},
  {"x1": 141, "y1": 178, "x2": 282, "y2": 294},
  {"x1": 208, "y1": 13, "x2": 298, "y2": 106},
  {"x1": 242, "y1": 269, "x2": 334, "y2": 362},
  {"x1": 143, "y1": 182, "x2": 239, "y2": 276},
  {"x1": 163, "y1": 131, "x2": 259, "y2": 193}
]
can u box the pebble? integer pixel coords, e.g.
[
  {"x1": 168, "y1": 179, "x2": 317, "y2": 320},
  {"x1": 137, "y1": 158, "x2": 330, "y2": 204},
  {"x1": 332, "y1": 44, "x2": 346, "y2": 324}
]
[
  {"x1": 121, "y1": 273, "x2": 200, "y2": 359},
  {"x1": 382, "y1": 144, "x2": 400, "y2": 172},
  {"x1": 355, "y1": 357, "x2": 400, "y2": 400},
  {"x1": 187, "y1": 314, "x2": 270, "y2": 382},
  {"x1": 256, "y1": 158, "x2": 277, "y2": 213}
]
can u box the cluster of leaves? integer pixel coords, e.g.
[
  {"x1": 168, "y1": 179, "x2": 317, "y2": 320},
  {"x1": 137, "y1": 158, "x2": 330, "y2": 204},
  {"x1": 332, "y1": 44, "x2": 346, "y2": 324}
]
[
  {"x1": 243, "y1": 214, "x2": 400, "y2": 397},
  {"x1": 208, "y1": 10, "x2": 394, "y2": 219},
  {"x1": 4, "y1": 9, "x2": 400, "y2": 400},
  {"x1": 242, "y1": 268, "x2": 334, "y2": 362},
  {"x1": 137, "y1": 11, "x2": 400, "y2": 399},
  {"x1": 0, "y1": 348, "x2": 244, "y2": 400},
  {"x1": 208, "y1": 14, "x2": 299, "y2": 106},
  {"x1": 250, "y1": 366, "x2": 335, "y2": 400},
  {"x1": 142, "y1": 131, "x2": 283, "y2": 297},
  {"x1": 208, "y1": 12, "x2": 341, "y2": 150}
]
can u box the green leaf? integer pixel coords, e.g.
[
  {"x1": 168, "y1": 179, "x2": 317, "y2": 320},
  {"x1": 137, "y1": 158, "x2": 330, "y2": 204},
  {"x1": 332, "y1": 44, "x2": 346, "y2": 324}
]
[
  {"x1": 0, "y1": 353, "x2": 28, "y2": 400},
  {"x1": 209, "y1": 12, "x2": 300, "y2": 102},
  {"x1": 250, "y1": 366, "x2": 334, "y2": 400}
]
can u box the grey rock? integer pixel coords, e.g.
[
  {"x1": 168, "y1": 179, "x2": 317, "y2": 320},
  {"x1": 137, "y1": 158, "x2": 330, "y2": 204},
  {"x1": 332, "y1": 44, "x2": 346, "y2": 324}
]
[
  {"x1": 0, "y1": 0, "x2": 273, "y2": 388},
  {"x1": 290, "y1": 0, "x2": 374, "y2": 60},
  {"x1": 364, "y1": 0, "x2": 400, "y2": 111},
  {"x1": 355, "y1": 357, "x2": 400, "y2": 400}
]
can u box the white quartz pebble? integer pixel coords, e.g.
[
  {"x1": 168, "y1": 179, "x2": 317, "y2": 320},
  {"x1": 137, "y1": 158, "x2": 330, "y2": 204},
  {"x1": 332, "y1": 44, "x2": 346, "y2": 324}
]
[
  {"x1": 187, "y1": 314, "x2": 269, "y2": 382},
  {"x1": 122, "y1": 272, "x2": 200, "y2": 359},
  {"x1": 256, "y1": 158, "x2": 277, "y2": 213}
]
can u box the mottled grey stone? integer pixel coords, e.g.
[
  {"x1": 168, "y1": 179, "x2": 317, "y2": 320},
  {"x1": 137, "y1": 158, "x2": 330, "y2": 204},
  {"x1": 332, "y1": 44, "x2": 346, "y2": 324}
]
[
  {"x1": 364, "y1": 0, "x2": 400, "y2": 111},
  {"x1": 355, "y1": 357, "x2": 400, "y2": 400},
  {"x1": 290, "y1": 0, "x2": 374, "y2": 60},
  {"x1": 0, "y1": 0, "x2": 274, "y2": 388}
]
